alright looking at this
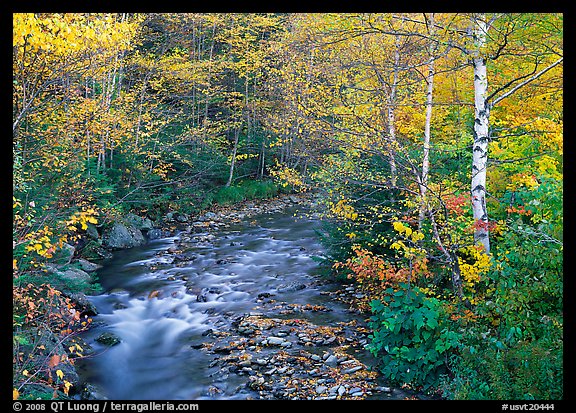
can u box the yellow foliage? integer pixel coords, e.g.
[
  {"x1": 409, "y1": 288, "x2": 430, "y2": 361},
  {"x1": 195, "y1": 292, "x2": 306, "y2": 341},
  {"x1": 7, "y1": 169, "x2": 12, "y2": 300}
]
[
  {"x1": 506, "y1": 173, "x2": 539, "y2": 191},
  {"x1": 269, "y1": 162, "x2": 309, "y2": 191},
  {"x1": 457, "y1": 245, "x2": 492, "y2": 291},
  {"x1": 65, "y1": 208, "x2": 99, "y2": 233},
  {"x1": 24, "y1": 227, "x2": 56, "y2": 258},
  {"x1": 329, "y1": 199, "x2": 358, "y2": 221}
]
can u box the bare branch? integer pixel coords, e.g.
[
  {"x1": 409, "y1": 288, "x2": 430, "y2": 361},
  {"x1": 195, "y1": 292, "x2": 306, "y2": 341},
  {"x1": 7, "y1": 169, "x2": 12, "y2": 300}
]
[{"x1": 490, "y1": 57, "x2": 563, "y2": 107}]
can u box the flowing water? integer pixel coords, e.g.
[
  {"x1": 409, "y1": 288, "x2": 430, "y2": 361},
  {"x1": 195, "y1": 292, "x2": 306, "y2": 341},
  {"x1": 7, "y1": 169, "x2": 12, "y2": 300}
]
[{"x1": 77, "y1": 206, "x2": 402, "y2": 400}]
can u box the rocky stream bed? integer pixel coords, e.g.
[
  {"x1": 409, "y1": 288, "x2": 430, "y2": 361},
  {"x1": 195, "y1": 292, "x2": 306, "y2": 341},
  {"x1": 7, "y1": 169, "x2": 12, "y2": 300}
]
[{"x1": 72, "y1": 194, "x2": 421, "y2": 400}]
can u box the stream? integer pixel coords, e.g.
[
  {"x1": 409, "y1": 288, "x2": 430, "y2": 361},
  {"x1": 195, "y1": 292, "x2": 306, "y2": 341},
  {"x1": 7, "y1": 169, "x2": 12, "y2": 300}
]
[{"x1": 77, "y1": 201, "x2": 411, "y2": 400}]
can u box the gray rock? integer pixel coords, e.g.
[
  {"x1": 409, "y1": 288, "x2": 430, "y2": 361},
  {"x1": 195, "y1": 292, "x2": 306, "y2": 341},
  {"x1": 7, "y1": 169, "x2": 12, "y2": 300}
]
[
  {"x1": 66, "y1": 292, "x2": 98, "y2": 316},
  {"x1": 277, "y1": 282, "x2": 307, "y2": 293},
  {"x1": 86, "y1": 223, "x2": 100, "y2": 240},
  {"x1": 96, "y1": 332, "x2": 121, "y2": 346},
  {"x1": 77, "y1": 258, "x2": 101, "y2": 272},
  {"x1": 315, "y1": 385, "x2": 328, "y2": 394},
  {"x1": 147, "y1": 229, "x2": 163, "y2": 240},
  {"x1": 49, "y1": 243, "x2": 75, "y2": 265},
  {"x1": 342, "y1": 366, "x2": 363, "y2": 374},
  {"x1": 81, "y1": 383, "x2": 109, "y2": 400},
  {"x1": 338, "y1": 386, "x2": 347, "y2": 396},
  {"x1": 375, "y1": 386, "x2": 392, "y2": 393},
  {"x1": 175, "y1": 213, "x2": 189, "y2": 223},
  {"x1": 266, "y1": 337, "x2": 285, "y2": 346},
  {"x1": 323, "y1": 336, "x2": 337, "y2": 345},
  {"x1": 102, "y1": 222, "x2": 145, "y2": 250},
  {"x1": 325, "y1": 355, "x2": 339, "y2": 366},
  {"x1": 52, "y1": 267, "x2": 93, "y2": 291},
  {"x1": 212, "y1": 343, "x2": 233, "y2": 353},
  {"x1": 124, "y1": 213, "x2": 154, "y2": 231}
]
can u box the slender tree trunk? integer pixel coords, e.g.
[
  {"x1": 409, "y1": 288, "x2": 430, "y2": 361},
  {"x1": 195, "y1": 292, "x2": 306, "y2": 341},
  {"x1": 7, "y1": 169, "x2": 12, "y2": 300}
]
[
  {"x1": 259, "y1": 139, "x2": 266, "y2": 179},
  {"x1": 471, "y1": 14, "x2": 491, "y2": 254},
  {"x1": 387, "y1": 25, "x2": 403, "y2": 187},
  {"x1": 226, "y1": 127, "x2": 240, "y2": 187},
  {"x1": 418, "y1": 13, "x2": 436, "y2": 230},
  {"x1": 202, "y1": 20, "x2": 217, "y2": 138}
]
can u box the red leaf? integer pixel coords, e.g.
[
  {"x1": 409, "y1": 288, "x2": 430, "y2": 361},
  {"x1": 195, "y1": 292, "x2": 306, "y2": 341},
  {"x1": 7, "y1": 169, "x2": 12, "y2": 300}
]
[{"x1": 48, "y1": 354, "x2": 61, "y2": 368}]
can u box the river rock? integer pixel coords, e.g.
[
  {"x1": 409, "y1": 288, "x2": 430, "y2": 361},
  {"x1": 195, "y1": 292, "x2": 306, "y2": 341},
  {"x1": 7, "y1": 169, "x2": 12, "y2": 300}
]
[
  {"x1": 76, "y1": 258, "x2": 102, "y2": 272},
  {"x1": 342, "y1": 365, "x2": 363, "y2": 374},
  {"x1": 203, "y1": 212, "x2": 218, "y2": 220},
  {"x1": 65, "y1": 292, "x2": 98, "y2": 316},
  {"x1": 266, "y1": 337, "x2": 286, "y2": 346},
  {"x1": 324, "y1": 354, "x2": 339, "y2": 367},
  {"x1": 86, "y1": 223, "x2": 100, "y2": 240},
  {"x1": 81, "y1": 383, "x2": 109, "y2": 400},
  {"x1": 45, "y1": 267, "x2": 93, "y2": 292},
  {"x1": 174, "y1": 212, "x2": 189, "y2": 223},
  {"x1": 124, "y1": 213, "x2": 154, "y2": 231},
  {"x1": 277, "y1": 282, "x2": 307, "y2": 293},
  {"x1": 102, "y1": 222, "x2": 145, "y2": 250},
  {"x1": 147, "y1": 229, "x2": 163, "y2": 240},
  {"x1": 48, "y1": 243, "x2": 75, "y2": 265},
  {"x1": 96, "y1": 332, "x2": 121, "y2": 346}
]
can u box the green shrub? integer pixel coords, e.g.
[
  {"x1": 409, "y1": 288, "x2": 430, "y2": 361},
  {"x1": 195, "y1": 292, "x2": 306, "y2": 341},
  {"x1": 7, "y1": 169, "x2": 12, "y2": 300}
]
[
  {"x1": 445, "y1": 337, "x2": 563, "y2": 400},
  {"x1": 207, "y1": 180, "x2": 279, "y2": 206},
  {"x1": 368, "y1": 283, "x2": 459, "y2": 392}
]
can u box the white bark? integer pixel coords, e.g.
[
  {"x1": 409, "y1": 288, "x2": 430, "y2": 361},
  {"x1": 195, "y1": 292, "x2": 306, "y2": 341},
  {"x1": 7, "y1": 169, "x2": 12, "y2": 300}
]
[
  {"x1": 471, "y1": 15, "x2": 490, "y2": 253},
  {"x1": 418, "y1": 13, "x2": 435, "y2": 230},
  {"x1": 387, "y1": 30, "x2": 401, "y2": 186}
]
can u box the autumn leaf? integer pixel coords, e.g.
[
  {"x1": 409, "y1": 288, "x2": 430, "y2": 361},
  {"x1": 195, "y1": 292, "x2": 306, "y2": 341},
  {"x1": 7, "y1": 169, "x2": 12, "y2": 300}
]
[
  {"x1": 63, "y1": 380, "x2": 72, "y2": 395},
  {"x1": 148, "y1": 290, "x2": 160, "y2": 299},
  {"x1": 48, "y1": 354, "x2": 61, "y2": 368},
  {"x1": 56, "y1": 369, "x2": 64, "y2": 380},
  {"x1": 13, "y1": 388, "x2": 19, "y2": 400}
]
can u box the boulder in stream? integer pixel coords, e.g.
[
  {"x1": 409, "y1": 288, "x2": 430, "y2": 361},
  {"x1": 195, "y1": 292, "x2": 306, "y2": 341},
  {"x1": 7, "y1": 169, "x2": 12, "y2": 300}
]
[
  {"x1": 102, "y1": 221, "x2": 146, "y2": 250},
  {"x1": 96, "y1": 332, "x2": 122, "y2": 347}
]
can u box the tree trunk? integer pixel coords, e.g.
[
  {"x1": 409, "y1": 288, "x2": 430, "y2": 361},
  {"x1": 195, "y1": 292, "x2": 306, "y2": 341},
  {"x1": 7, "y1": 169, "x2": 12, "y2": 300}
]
[
  {"x1": 387, "y1": 30, "x2": 401, "y2": 187},
  {"x1": 418, "y1": 13, "x2": 435, "y2": 231},
  {"x1": 471, "y1": 14, "x2": 491, "y2": 254},
  {"x1": 226, "y1": 127, "x2": 240, "y2": 187}
]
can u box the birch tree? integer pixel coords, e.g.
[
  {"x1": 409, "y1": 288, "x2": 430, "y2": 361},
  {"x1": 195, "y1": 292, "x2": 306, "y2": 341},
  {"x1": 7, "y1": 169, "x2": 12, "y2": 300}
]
[{"x1": 466, "y1": 13, "x2": 563, "y2": 254}]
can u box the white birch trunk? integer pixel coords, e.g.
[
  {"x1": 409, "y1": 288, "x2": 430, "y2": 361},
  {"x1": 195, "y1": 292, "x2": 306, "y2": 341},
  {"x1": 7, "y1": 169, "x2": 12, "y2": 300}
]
[
  {"x1": 418, "y1": 13, "x2": 435, "y2": 230},
  {"x1": 471, "y1": 15, "x2": 490, "y2": 253},
  {"x1": 387, "y1": 31, "x2": 401, "y2": 187}
]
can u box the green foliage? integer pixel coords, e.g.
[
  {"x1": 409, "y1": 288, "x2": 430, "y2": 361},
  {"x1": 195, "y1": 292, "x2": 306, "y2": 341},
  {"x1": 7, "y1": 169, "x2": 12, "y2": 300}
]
[
  {"x1": 368, "y1": 283, "x2": 459, "y2": 392},
  {"x1": 202, "y1": 180, "x2": 279, "y2": 208},
  {"x1": 441, "y1": 187, "x2": 563, "y2": 399},
  {"x1": 444, "y1": 337, "x2": 562, "y2": 400}
]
